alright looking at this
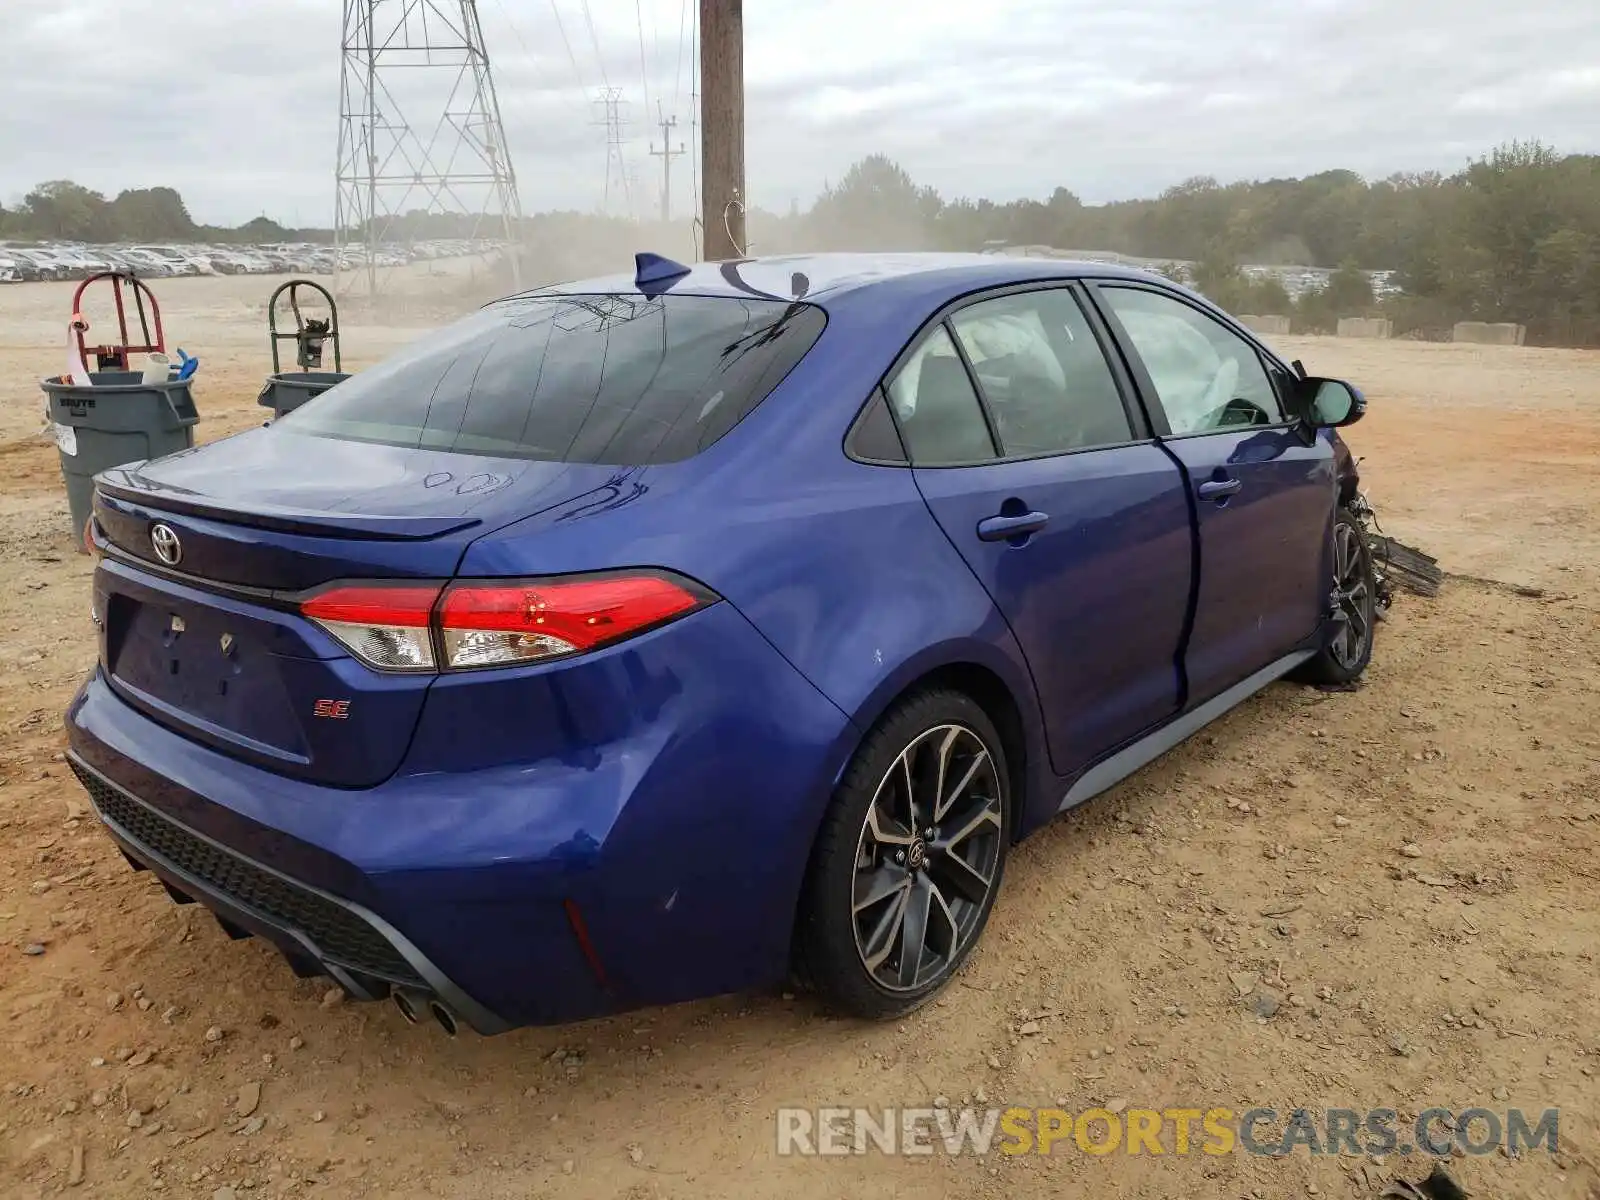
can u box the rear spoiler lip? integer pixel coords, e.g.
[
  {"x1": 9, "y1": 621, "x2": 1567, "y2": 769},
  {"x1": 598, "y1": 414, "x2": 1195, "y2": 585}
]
[{"x1": 94, "y1": 473, "x2": 482, "y2": 542}]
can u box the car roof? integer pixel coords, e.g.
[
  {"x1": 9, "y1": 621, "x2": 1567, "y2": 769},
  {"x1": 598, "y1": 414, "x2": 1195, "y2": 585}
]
[{"x1": 517, "y1": 252, "x2": 1172, "y2": 311}]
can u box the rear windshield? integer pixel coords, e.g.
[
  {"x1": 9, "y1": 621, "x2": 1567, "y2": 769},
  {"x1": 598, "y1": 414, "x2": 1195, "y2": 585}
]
[{"x1": 279, "y1": 293, "x2": 827, "y2": 464}]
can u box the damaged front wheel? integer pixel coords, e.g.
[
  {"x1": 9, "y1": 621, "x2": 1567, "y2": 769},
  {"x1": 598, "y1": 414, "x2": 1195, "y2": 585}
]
[{"x1": 1295, "y1": 506, "x2": 1377, "y2": 686}]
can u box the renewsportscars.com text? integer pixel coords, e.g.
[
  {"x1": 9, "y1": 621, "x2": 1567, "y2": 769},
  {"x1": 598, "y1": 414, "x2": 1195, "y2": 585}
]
[{"x1": 776, "y1": 1105, "x2": 1560, "y2": 1158}]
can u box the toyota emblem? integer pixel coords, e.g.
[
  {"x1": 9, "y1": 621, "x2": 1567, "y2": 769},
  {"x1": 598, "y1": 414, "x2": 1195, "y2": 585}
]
[{"x1": 150, "y1": 522, "x2": 183, "y2": 566}]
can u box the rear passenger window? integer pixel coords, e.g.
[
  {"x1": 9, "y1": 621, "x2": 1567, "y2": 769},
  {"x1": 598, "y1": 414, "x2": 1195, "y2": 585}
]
[
  {"x1": 886, "y1": 326, "x2": 997, "y2": 465},
  {"x1": 949, "y1": 288, "x2": 1133, "y2": 455},
  {"x1": 846, "y1": 389, "x2": 908, "y2": 463}
]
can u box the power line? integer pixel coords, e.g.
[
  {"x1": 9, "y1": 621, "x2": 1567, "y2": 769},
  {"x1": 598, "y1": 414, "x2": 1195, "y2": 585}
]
[
  {"x1": 491, "y1": 0, "x2": 587, "y2": 124},
  {"x1": 672, "y1": 0, "x2": 689, "y2": 117},
  {"x1": 634, "y1": 0, "x2": 654, "y2": 132},
  {"x1": 491, "y1": 0, "x2": 530, "y2": 55},
  {"x1": 579, "y1": 0, "x2": 612, "y2": 91},
  {"x1": 652, "y1": 3, "x2": 663, "y2": 92},
  {"x1": 545, "y1": 0, "x2": 590, "y2": 97}
]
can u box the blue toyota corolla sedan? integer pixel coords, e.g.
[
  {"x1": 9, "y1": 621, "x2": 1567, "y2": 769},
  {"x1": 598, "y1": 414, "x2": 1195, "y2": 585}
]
[{"x1": 67, "y1": 253, "x2": 1375, "y2": 1035}]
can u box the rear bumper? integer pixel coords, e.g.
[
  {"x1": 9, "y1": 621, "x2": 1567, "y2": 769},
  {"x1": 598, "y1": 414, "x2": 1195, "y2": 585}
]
[
  {"x1": 67, "y1": 753, "x2": 507, "y2": 1033},
  {"x1": 64, "y1": 600, "x2": 856, "y2": 1031}
]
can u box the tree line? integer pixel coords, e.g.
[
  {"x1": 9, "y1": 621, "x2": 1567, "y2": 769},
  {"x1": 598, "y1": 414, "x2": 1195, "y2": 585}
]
[
  {"x1": 773, "y1": 140, "x2": 1600, "y2": 345},
  {"x1": 0, "y1": 180, "x2": 321, "y2": 246},
  {"x1": 5, "y1": 140, "x2": 1598, "y2": 344}
]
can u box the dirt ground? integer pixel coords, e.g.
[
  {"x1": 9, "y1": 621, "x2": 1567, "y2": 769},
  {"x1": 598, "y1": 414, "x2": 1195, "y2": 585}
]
[{"x1": 1, "y1": 277, "x2": 1597, "y2": 1199}]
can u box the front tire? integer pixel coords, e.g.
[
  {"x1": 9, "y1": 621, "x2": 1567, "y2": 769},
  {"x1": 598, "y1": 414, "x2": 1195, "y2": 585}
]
[
  {"x1": 1296, "y1": 506, "x2": 1377, "y2": 685},
  {"x1": 795, "y1": 689, "x2": 1010, "y2": 1019}
]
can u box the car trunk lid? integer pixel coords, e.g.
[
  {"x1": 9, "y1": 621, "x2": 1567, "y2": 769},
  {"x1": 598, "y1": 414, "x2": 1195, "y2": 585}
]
[
  {"x1": 91, "y1": 430, "x2": 637, "y2": 787},
  {"x1": 93, "y1": 426, "x2": 634, "y2": 589}
]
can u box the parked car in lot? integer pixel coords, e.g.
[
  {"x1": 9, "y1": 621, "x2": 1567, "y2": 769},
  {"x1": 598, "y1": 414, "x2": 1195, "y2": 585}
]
[
  {"x1": 199, "y1": 249, "x2": 241, "y2": 274},
  {"x1": 0, "y1": 238, "x2": 497, "y2": 282},
  {"x1": 112, "y1": 247, "x2": 170, "y2": 275},
  {"x1": 204, "y1": 248, "x2": 269, "y2": 275},
  {"x1": 111, "y1": 247, "x2": 177, "y2": 277},
  {"x1": 144, "y1": 245, "x2": 217, "y2": 275},
  {"x1": 55, "y1": 247, "x2": 115, "y2": 278},
  {"x1": 0, "y1": 249, "x2": 38, "y2": 281},
  {"x1": 45, "y1": 248, "x2": 95, "y2": 278},
  {"x1": 10, "y1": 247, "x2": 69, "y2": 280},
  {"x1": 68, "y1": 253, "x2": 1374, "y2": 1035}
]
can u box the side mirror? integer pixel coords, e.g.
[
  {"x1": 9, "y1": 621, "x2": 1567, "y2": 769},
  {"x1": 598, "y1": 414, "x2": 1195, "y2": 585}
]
[{"x1": 1303, "y1": 378, "x2": 1365, "y2": 429}]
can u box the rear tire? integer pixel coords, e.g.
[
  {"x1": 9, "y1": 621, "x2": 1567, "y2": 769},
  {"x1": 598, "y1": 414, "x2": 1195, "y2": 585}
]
[
  {"x1": 795, "y1": 689, "x2": 1010, "y2": 1019},
  {"x1": 1295, "y1": 507, "x2": 1377, "y2": 686}
]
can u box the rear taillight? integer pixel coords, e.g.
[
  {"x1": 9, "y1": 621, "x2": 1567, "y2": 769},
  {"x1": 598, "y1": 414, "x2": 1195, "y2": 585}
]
[
  {"x1": 300, "y1": 584, "x2": 441, "y2": 672},
  {"x1": 86, "y1": 519, "x2": 103, "y2": 628},
  {"x1": 438, "y1": 574, "x2": 710, "y2": 669},
  {"x1": 299, "y1": 572, "x2": 714, "y2": 673}
]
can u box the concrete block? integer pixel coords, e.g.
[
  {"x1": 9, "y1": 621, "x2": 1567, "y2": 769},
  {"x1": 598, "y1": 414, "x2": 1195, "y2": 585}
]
[
  {"x1": 1452, "y1": 321, "x2": 1527, "y2": 346},
  {"x1": 1337, "y1": 317, "x2": 1392, "y2": 339},
  {"x1": 1239, "y1": 314, "x2": 1291, "y2": 336}
]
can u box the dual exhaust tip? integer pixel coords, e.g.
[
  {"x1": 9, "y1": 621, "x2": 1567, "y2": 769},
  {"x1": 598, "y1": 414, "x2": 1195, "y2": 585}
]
[{"x1": 392, "y1": 988, "x2": 459, "y2": 1037}]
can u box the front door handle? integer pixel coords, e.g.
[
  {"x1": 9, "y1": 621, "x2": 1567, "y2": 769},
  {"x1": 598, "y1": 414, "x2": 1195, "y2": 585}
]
[
  {"x1": 1197, "y1": 477, "x2": 1242, "y2": 501},
  {"x1": 977, "y1": 510, "x2": 1050, "y2": 542}
]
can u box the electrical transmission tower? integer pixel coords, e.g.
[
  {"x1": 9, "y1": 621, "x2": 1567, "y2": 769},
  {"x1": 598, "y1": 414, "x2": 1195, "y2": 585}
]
[
  {"x1": 592, "y1": 87, "x2": 633, "y2": 217},
  {"x1": 335, "y1": 0, "x2": 523, "y2": 297}
]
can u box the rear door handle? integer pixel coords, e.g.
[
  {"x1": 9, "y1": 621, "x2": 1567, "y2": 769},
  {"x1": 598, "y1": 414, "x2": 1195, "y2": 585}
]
[
  {"x1": 977, "y1": 511, "x2": 1050, "y2": 542},
  {"x1": 1197, "y1": 477, "x2": 1242, "y2": 501}
]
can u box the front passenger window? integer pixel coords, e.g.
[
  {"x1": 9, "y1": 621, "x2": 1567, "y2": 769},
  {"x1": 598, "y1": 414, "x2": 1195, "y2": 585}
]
[
  {"x1": 886, "y1": 326, "x2": 997, "y2": 465},
  {"x1": 1100, "y1": 287, "x2": 1284, "y2": 436}
]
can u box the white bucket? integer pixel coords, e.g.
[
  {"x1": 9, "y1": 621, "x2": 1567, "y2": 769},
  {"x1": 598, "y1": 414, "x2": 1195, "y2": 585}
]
[{"x1": 140, "y1": 352, "x2": 171, "y2": 385}]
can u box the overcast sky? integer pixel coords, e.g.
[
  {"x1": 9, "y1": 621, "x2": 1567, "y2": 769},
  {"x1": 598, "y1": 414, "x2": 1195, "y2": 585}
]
[{"x1": 3, "y1": 0, "x2": 1598, "y2": 227}]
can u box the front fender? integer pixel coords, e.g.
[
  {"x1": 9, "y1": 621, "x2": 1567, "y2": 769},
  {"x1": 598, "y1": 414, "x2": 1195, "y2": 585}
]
[{"x1": 1331, "y1": 430, "x2": 1360, "y2": 504}]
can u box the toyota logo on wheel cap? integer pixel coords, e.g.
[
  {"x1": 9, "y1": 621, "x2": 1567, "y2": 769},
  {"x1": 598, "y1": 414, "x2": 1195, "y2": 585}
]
[
  {"x1": 906, "y1": 838, "x2": 928, "y2": 872},
  {"x1": 149, "y1": 522, "x2": 183, "y2": 566}
]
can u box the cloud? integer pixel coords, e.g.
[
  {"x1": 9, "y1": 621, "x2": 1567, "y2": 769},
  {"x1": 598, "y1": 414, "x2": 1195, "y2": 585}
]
[{"x1": 0, "y1": 0, "x2": 1596, "y2": 226}]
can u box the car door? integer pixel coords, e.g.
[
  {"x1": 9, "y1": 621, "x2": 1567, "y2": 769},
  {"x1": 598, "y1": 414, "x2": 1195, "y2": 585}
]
[
  {"x1": 895, "y1": 284, "x2": 1196, "y2": 779},
  {"x1": 1090, "y1": 282, "x2": 1336, "y2": 705}
]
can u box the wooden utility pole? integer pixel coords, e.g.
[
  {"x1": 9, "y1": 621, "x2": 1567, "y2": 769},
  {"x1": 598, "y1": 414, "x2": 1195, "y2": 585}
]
[{"x1": 699, "y1": 0, "x2": 745, "y2": 260}]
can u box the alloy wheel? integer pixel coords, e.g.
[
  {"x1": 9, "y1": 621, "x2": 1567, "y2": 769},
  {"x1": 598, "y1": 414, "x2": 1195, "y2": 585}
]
[
  {"x1": 851, "y1": 724, "x2": 1003, "y2": 992},
  {"x1": 1330, "y1": 521, "x2": 1373, "y2": 670}
]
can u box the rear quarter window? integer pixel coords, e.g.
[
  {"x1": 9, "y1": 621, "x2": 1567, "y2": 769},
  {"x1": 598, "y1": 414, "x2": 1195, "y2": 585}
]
[{"x1": 279, "y1": 294, "x2": 827, "y2": 465}]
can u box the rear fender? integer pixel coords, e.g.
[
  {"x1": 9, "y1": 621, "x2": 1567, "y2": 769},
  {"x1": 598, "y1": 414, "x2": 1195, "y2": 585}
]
[{"x1": 831, "y1": 634, "x2": 1057, "y2": 841}]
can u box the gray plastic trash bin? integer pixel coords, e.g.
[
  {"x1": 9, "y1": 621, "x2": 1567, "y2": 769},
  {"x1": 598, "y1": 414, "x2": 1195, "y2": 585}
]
[
  {"x1": 258, "y1": 370, "x2": 349, "y2": 418},
  {"x1": 40, "y1": 371, "x2": 200, "y2": 545}
]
